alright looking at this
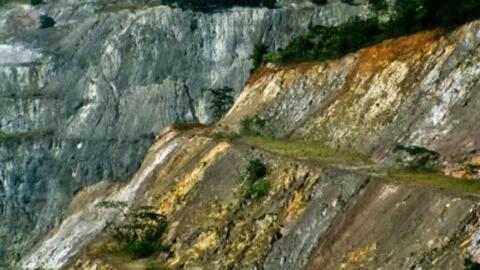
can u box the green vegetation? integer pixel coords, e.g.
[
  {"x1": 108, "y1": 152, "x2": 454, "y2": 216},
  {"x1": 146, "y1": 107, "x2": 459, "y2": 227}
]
[
  {"x1": 239, "y1": 136, "x2": 480, "y2": 195},
  {"x1": 393, "y1": 144, "x2": 439, "y2": 157},
  {"x1": 145, "y1": 259, "x2": 168, "y2": 270},
  {"x1": 244, "y1": 158, "x2": 270, "y2": 197},
  {"x1": 386, "y1": 169, "x2": 480, "y2": 195},
  {"x1": 39, "y1": 15, "x2": 55, "y2": 29},
  {"x1": 246, "y1": 158, "x2": 268, "y2": 180},
  {"x1": 240, "y1": 116, "x2": 266, "y2": 136},
  {"x1": 250, "y1": 44, "x2": 269, "y2": 72},
  {"x1": 31, "y1": 0, "x2": 42, "y2": 5},
  {"x1": 240, "y1": 135, "x2": 369, "y2": 166},
  {"x1": 465, "y1": 257, "x2": 480, "y2": 270},
  {"x1": 392, "y1": 144, "x2": 440, "y2": 171},
  {"x1": 260, "y1": 0, "x2": 480, "y2": 64},
  {"x1": 247, "y1": 178, "x2": 270, "y2": 196},
  {"x1": 465, "y1": 163, "x2": 480, "y2": 175},
  {"x1": 264, "y1": 17, "x2": 385, "y2": 63},
  {"x1": 368, "y1": 0, "x2": 387, "y2": 12},
  {"x1": 96, "y1": 201, "x2": 169, "y2": 259},
  {"x1": 211, "y1": 120, "x2": 480, "y2": 196},
  {"x1": 207, "y1": 87, "x2": 235, "y2": 122},
  {"x1": 212, "y1": 131, "x2": 241, "y2": 141}
]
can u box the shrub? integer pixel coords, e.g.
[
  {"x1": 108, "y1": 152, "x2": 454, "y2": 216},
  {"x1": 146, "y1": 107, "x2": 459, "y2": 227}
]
[
  {"x1": 465, "y1": 163, "x2": 480, "y2": 175},
  {"x1": 263, "y1": 52, "x2": 282, "y2": 63},
  {"x1": 393, "y1": 144, "x2": 439, "y2": 158},
  {"x1": 248, "y1": 179, "x2": 270, "y2": 197},
  {"x1": 96, "y1": 201, "x2": 169, "y2": 258},
  {"x1": 390, "y1": 144, "x2": 440, "y2": 171},
  {"x1": 39, "y1": 15, "x2": 55, "y2": 29},
  {"x1": 465, "y1": 257, "x2": 480, "y2": 270},
  {"x1": 246, "y1": 158, "x2": 267, "y2": 181},
  {"x1": 31, "y1": 0, "x2": 43, "y2": 5},
  {"x1": 240, "y1": 116, "x2": 266, "y2": 136}
]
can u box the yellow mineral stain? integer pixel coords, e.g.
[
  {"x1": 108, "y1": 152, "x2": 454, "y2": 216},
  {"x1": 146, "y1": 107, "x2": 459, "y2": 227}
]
[
  {"x1": 193, "y1": 230, "x2": 218, "y2": 252},
  {"x1": 343, "y1": 243, "x2": 377, "y2": 267},
  {"x1": 283, "y1": 191, "x2": 305, "y2": 223},
  {"x1": 157, "y1": 141, "x2": 231, "y2": 215}
]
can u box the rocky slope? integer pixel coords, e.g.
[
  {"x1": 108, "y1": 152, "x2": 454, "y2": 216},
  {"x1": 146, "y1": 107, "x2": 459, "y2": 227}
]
[
  {"x1": 22, "y1": 126, "x2": 480, "y2": 270},
  {"x1": 0, "y1": 0, "x2": 369, "y2": 260},
  {"x1": 221, "y1": 20, "x2": 480, "y2": 175},
  {"x1": 16, "y1": 19, "x2": 480, "y2": 269}
]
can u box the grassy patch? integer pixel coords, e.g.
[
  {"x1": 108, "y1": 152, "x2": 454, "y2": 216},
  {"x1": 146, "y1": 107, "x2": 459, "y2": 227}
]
[
  {"x1": 238, "y1": 135, "x2": 370, "y2": 166},
  {"x1": 218, "y1": 134, "x2": 480, "y2": 195},
  {"x1": 385, "y1": 169, "x2": 480, "y2": 195}
]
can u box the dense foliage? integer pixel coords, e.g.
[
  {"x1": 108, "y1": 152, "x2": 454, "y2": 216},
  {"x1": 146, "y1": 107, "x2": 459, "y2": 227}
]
[{"x1": 261, "y1": 0, "x2": 480, "y2": 64}]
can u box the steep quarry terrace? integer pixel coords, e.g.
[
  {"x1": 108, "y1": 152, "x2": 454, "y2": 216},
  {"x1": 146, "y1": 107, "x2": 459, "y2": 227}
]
[
  {"x1": 0, "y1": 0, "x2": 370, "y2": 260},
  {"x1": 7, "y1": 8, "x2": 480, "y2": 270},
  {"x1": 21, "y1": 125, "x2": 480, "y2": 270}
]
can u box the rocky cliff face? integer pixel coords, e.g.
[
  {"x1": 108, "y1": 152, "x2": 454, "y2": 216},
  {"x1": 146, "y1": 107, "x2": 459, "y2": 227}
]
[
  {"x1": 0, "y1": 0, "x2": 369, "y2": 262},
  {"x1": 15, "y1": 19, "x2": 480, "y2": 270}
]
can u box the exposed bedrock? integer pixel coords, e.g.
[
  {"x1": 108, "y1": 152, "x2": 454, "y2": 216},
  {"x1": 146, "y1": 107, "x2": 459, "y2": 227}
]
[{"x1": 0, "y1": 0, "x2": 368, "y2": 260}]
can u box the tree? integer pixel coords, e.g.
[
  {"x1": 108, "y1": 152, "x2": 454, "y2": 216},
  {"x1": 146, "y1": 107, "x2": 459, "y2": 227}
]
[
  {"x1": 31, "y1": 0, "x2": 43, "y2": 5},
  {"x1": 250, "y1": 43, "x2": 269, "y2": 72},
  {"x1": 207, "y1": 87, "x2": 235, "y2": 122},
  {"x1": 465, "y1": 257, "x2": 480, "y2": 270},
  {"x1": 39, "y1": 15, "x2": 55, "y2": 29}
]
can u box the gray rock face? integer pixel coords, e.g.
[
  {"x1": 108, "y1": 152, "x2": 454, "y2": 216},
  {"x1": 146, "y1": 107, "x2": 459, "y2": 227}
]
[
  {"x1": 263, "y1": 170, "x2": 369, "y2": 270},
  {"x1": 0, "y1": 0, "x2": 367, "y2": 260}
]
